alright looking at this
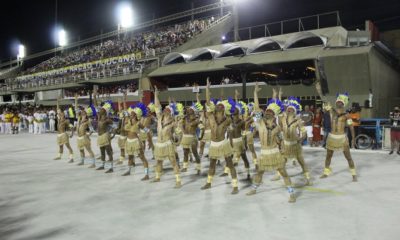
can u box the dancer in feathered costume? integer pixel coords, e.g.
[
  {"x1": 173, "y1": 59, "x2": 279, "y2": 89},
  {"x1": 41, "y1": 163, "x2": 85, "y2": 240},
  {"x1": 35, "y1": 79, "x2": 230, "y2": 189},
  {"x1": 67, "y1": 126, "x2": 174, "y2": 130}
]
[
  {"x1": 74, "y1": 94, "x2": 96, "y2": 167},
  {"x1": 53, "y1": 97, "x2": 74, "y2": 162},
  {"x1": 315, "y1": 82, "x2": 357, "y2": 181},
  {"x1": 93, "y1": 88, "x2": 115, "y2": 173},
  {"x1": 246, "y1": 82, "x2": 296, "y2": 203},
  {"x1": 273, "y1": 90, "x2": 312, "y2": 185},
  {"x1": 152, "y1": 86, "x2": 182, "y2": 188},
  {"x1": 121, "y1": 102, "x2": 150, "y2": 180},
  {"x1": 220, "y1": 91, "x2": 251, "y2": 180},
  {"x1": 180, "y1": 95, "x2": 203, "y2": 174},
  {"x1": 201, "y1": 78, "x2": 239, "y2": 194},
  {"x1": 116, "y1": 93, "x2": 128, "y2": 165}
]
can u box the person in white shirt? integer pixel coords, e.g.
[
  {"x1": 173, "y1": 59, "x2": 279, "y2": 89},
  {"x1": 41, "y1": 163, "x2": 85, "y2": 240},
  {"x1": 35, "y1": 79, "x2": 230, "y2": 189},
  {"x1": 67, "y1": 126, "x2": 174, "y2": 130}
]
[
  {"x1": 49, "y1": 109, "x2": 56, "y2": 132},
  {"x1": 33, "y1": 110, "x2": 41, "y2": 134},
  {"x1": 40, "y1": 111, "x2": 47, "y2": 133},
  {"x1": 27, "y1": 113, "x2": 34, "y2": 134}
]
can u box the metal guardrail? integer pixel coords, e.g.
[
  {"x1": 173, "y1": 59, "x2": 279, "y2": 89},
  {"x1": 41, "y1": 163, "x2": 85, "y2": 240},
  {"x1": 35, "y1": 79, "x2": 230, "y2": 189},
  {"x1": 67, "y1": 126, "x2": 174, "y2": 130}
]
[{"x1": 226, "y1": 11, "x2": 341, "y2": 41}]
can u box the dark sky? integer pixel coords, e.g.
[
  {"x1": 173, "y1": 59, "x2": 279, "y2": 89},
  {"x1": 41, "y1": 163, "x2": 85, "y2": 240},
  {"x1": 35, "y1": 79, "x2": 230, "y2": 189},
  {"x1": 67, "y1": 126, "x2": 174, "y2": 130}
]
[{"x1": 1, "y1": 0, "x2": 399, "y2": 62}]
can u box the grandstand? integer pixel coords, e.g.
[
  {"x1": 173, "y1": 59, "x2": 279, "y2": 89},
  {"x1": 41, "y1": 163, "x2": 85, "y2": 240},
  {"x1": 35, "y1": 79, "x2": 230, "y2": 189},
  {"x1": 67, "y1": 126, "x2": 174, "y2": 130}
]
[
  {"x1": 0, "y1": 1, "x2": 234, "y2": 107},
  {"x1": 0, "y1": 2, "x2": 399, "y2": 118}
]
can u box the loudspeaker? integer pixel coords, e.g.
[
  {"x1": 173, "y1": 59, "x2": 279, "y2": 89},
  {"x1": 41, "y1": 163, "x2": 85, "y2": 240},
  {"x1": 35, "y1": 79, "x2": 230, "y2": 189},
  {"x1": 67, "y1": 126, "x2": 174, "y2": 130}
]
[{"x1": 316, "y1": 58, "x2": 329, "y2": 94}]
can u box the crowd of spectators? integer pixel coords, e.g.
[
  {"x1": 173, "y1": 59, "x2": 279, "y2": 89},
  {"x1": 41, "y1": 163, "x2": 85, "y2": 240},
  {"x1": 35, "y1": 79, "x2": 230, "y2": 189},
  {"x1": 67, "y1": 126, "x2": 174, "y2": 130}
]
[
  {"x1": 64, "y1": 82, "x2": 137, "y2": 97},
  {"x1": 0, "y1": 16, "x2": 218, "y2": 93},
  {"x1": 22, "y1": 17, "x2": 217, "y2": 75}
]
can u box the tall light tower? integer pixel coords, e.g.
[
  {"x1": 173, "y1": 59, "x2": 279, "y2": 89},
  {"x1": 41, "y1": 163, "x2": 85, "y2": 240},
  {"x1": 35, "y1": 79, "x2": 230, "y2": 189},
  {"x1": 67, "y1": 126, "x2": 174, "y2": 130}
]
[{"x1": 232, "y1": 0, "x2": 240, "y2": 42}]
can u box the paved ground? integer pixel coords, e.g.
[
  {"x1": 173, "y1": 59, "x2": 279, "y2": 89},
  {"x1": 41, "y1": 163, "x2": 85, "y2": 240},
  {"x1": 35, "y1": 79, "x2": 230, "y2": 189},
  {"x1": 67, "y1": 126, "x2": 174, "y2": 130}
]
[{"x1": 1, "y1": 133, "x2": 399, "y2": 240}]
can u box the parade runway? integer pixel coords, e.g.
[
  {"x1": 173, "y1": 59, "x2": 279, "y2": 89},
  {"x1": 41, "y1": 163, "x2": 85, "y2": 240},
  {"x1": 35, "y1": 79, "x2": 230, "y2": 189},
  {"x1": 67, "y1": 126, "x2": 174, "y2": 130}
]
[{"x1": 0, "y1": 133, "x2": 399, "y2": 240}]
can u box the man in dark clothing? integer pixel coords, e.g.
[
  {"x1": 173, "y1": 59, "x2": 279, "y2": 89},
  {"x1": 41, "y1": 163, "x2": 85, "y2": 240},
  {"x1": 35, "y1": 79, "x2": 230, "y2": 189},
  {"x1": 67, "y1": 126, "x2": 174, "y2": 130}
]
[
  {"x1": 389, "y1": 107, "x2": 400, "y2": 155},
  {"x1": 322, "y1": 104, "x2": 332, "y2": 148}
]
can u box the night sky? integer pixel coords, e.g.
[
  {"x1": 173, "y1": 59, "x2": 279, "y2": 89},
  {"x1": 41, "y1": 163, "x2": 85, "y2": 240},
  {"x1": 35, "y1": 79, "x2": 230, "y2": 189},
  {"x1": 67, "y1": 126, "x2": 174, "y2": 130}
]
[{"x1": 1, "y1": 0, "x2": 399, "y2": 62}]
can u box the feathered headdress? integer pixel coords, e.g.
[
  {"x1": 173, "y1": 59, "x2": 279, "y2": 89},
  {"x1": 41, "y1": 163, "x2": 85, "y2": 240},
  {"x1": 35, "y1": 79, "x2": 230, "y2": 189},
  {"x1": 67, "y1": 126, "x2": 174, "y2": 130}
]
[
  {"x1": 147, "y1": 102, "x2": 156, "y2": 113},
  {"x1": 286, "y1": 96, "x2": 302, "y2": 114},
  {"x1": 101, "y1": 100, "x2": 114, "y2": 115},
  {"x1": 128, "y1": 103, "x2": 148, "y2": 119},
  {"x1": 165, "y1": 102, "x2": 184, "y2": 117},
  {"x1": 217, "y1": 99, "x2": 234, "y2": 116},
  {"x1": 336, "y1": 93, "x2": 349, "y2": 107},
  {"x1": 86, "y1": 105, "x2": 97, "y2": 117},
  {"x1": 247, "y1": 102, "x2": 254, "y2": 113},
  {"x1": 190, "y1": 102, "x2": 204, "y2": 113},
  {"x1": 235, "y1": 100, "x2": 248, "y2": 115},
  {"x1": 266, "y1": 98, "x2": 284, "y2": 116},
  {"x1": 176, "y1": 103, "x2": 185, "y2": 117}
]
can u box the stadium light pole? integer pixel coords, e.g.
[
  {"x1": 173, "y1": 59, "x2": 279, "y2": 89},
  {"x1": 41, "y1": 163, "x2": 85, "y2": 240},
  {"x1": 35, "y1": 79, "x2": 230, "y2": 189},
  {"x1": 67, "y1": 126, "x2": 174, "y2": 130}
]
[{"x1": 232, "y1": 0, "x2": 240, "y2": 42}]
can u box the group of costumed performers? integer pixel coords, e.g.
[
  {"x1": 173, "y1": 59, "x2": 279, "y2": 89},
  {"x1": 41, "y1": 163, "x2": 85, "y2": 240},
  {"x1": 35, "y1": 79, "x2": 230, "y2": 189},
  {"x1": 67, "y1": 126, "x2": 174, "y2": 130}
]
[{"x1": 50, "y1": 80, "x2": 357, "y2": 202}]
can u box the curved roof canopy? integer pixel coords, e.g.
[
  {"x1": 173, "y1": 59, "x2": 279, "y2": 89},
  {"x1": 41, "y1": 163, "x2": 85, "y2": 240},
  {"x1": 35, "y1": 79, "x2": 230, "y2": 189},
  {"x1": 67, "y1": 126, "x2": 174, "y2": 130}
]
[
  {"x1": 215, "y1": 43, "x2": 246, "y2": 58},
  {"x1": 163, "y1": 52, "x2": 191, "y2": 66},
  {"x1": 246, "y1": 38, "x2": 283, "y2": 54},
  {"x1": 284, "y1": 32, "x2": 326, "y2": 49},
  {"x1": 189, "y1": 48, "x2": 220, "y2": 62}
]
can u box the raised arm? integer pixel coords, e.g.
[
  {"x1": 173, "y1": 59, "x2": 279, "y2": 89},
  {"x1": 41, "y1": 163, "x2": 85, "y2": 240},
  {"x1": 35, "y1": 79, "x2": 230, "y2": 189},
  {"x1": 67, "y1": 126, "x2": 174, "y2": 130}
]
[
  {"x1": 235, "y1": 89, "x2": 240, "y2": 102},
  {"x1": 196, "y1": 92, "x2": 201, "y2": 104},
  {"x1": 206, "y1": 77, "x2": 211, "y2": 105},
  {"x1": 278, "y1": 87, "x2": 283, "y2": 101},
  {"x1": 93, "y1": 86, "x2": 98, "y2": 107},
  {"x1": 272, "y1": 88, "x2": 278, "y2": 99},
  {"x1": 74, "y1": 93, "x2": 78, "y2": 111},
  {"x1": 254, "y1": 82, "x2": 261, "y2": 111},
  {"x1": 56, "y1": 97, "x2": 60, "y2": 112},
  {"x1": 154, "y1": 85, "x2": 161, "y2": 109},
  {"x1": 123, "y1": 91, "x2": 127, "y2": 110}
]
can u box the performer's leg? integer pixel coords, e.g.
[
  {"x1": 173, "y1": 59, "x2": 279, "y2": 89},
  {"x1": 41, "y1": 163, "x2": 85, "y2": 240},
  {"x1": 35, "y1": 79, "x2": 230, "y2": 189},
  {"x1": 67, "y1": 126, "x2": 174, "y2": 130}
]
[
  {"x1": 191, "y1": 142, "x2": 201, "y2": 175},
  {"x1": 278, "y1": 168, "x2": 296, "y2": 203},
  {"x1": 96, "y1": 147, "x2": 106, "y2": 170},
  {"x1": 175, "y1": 152, "x2": 180, "y2": 169},
  {"x1": 199, "y1": 141, "x2": 205, "y2": 157},
  {"x1": 85, "y1": 144, "x2": 96, "y2": 168},
  {"x1": 65, "y1": 143, "x2": 74, "y2": 163},
  {"x1": 152, "y1": 160, "x2": 163, "y2": 182},
  {"x1": 296, "y1": 151, "x2": 312, "y2": 185},
  {"x1": 225, "y1": 156, "x2": 239, "y2": 194},
  {"x1": 343, "y1": 148, "x2": 357, "y2": 182},
  {"x1": 201, "y1": 158, "x2": 217, "y2": 190},
  {"x1": 139, "y1": 151, "x2": 149, "y2": 180},
  {"x1": 117, "y1": 148, "x2": 125, "y2": 165},
  {"x1": 241, "y1": 152, "x2": 251, "y2": 180},
  {"x1": 78, "y1": 149, "x2": 85, "y2": 165},
  {"x1": 104, "y1": 145, "x2": 114, "y2": 173},
  {"x1": 320, "y1": 149, "x2": 334, "y2": 178},
  {"x1": 181, "y1": 148, "x2": 190, "y2": 172},
  {"x1": 171, "y1": 156, "x2": 181, "y2": 188},
  {"x1": 122, "y1": 155, "x2": 135, "y2": 176},
  {"x1": 247, "y1": 170, "x2": 265, "y2": 195},
  {"x1": 54, "y1": 145, "x2": 63, "y2": 160},
  {"x1": 248, "y1": 144, "x2": 258, "y2": 170}
]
